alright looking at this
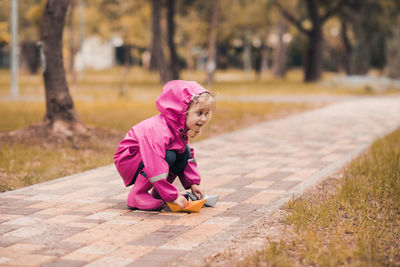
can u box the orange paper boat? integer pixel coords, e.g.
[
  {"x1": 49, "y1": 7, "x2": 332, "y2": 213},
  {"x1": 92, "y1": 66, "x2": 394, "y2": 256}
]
[{"x1": 166, "y1": 198, "x2": 206, "y2": 213}]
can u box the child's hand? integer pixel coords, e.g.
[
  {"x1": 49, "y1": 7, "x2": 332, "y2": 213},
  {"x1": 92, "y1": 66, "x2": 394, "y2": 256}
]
[
  {"x1": 172, "y1": 195, "x2": 188, "y2": 209},
  {"x1": 191, "y1": 184, "x2": 204, "y2": 199}
]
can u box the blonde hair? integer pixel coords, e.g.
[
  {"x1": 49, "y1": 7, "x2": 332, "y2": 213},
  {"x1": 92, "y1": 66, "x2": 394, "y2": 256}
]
[{"x1": 188, "y1": 92, "x2": 215, "y2": 110}]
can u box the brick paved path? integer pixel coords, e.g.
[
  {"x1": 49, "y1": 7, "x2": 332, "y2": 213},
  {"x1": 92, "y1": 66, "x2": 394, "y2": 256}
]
[{"x1": 1, "y1": 96, "x2": 399, "y2": 266}]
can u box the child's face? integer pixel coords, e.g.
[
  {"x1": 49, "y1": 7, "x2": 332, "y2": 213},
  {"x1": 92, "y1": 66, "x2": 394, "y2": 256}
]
[{"x1": 186, "y1": 97, "x2": 213, "y2": 137}]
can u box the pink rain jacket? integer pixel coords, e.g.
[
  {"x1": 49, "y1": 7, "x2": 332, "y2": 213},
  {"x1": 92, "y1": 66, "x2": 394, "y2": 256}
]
[{"x1": 114, "y1": 80, "x2": 208, "y2": 202}]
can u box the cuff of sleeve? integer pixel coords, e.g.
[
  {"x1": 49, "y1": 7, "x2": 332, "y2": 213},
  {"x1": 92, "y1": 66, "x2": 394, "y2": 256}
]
[
  {"x1": 152, "y1": 180, "x2": 179, "y2": 202},
  {"x1": 164, "y1": 192, "x2": 179, "y2": 202}
]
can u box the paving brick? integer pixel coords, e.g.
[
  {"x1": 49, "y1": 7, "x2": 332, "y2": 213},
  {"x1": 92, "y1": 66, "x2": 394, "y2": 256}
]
[
  {"x1": 62, "y1": 227, "x2": 110, "y2": 245},
  {"x1": 1, "y1": 200, "x2": 39, "y2": 210},
  {"x1": 0, "y1": 224, "x2": 19, "y2": 235},
  {"x1": 288, "y1": 158, "x2": 315, "y2": 168},
  {"x1": 3, "y1": 243, "x2": 45, "y2": 254},
  {"x1": 3, "y1": 226, "x2": 46, "y2": 239},
  {"x1": 0, "y1": 214, "x2": 20, "y2": 222},
  {"x1": 75, "y1": 240, "x2": 119, "y2": 255},
  {"x1": 109, "y1": 245, "x2": 155, "y2": 260},
  {"x1": 68, "y1": 222, "x2": 100, "y2": 229},
  {"x1": 284, "y1": 168, "x2": 319, "y2": 181},
  {"x1": 200, "y1": 174, "x2": 240, "y2": 189},
  {"x1": 0, "y1": 197, "x2": 20, "y2": 206},
  {"x1": 109, "y1": 202, "x2": 127, "y2": 210},
  {"x1": 44, "y1": 215, "x2": 82, "y2": 224},
  {"x1": 64, "y1": 210, "x2": 93, "y2": 216},
  {"x1": 170, "y1": 213, "x2": 213, "y2": 227},
  {"x1": 34, "y1": 207, "x2": 70, "y2": 216},
  {"x1": 42, "y1": 259, "x2": 88, "y2": 267},
  {"x1": 0, "y1": 257, "x2": 11, "y2": 264},
  {"x1": 79, "y1": 218, "x2": 108, "y2": 225},
  {"x1": 218, "y1": 178, "x2": 256, "y2": 189},
  {"x1": 243, "y1": 191, "x2": 282, "y2": 205},
  {"x1": 99, "y1": 198, "x2": 124, "y2": 204},
  {"x1": 132, "y1": 225, "x2": 191, "y2": 247},
  {"x1": 121, "y1": 210, "x2": 162, "y2": 219},
  {"x1": 199, "y1": 201, "x2": 237, "y2": 216},
  {"x1": 205, "y1": 188, "x2": 236, "y2": 200},
  {"x1": 263, "y1": 171, "x2": 295, "y2": 181},
  {"x1": 85, "y1": 210, "x2": 124, "y2": 221},
  {"x1": 321, "y1": 153, "x2": 344, "y2": 162},
  {"x1": 103, "y1": 218, "x2": 140, "y2": 226},
  {"x1": 26, "y1": 194, "x2": 58, "y2": 202},
  {"x1": 61, "y1": 251, "x2": 102, "y2": 263},
  {"x1": 218, "y1": 203, "x2": 263, "y2": 218},
  {"x1": 5, "y1": 254, "x2": 56, "y2": 266},
  {"x1": 244, "y1": 167, "x2": 279, "y2": 179},
  {"x1": 203, "y1": 216, "x2": 241, "y2": 225},
  {"x1": 127, "y1": 248, "x2": 187, "y2": 267},
  {"x1": 159, "y1": 223, "x2": 228, "y2": 251},
  {"x1": 2, "y1": 208, "x2": 42, "y2": 216},
  {"x1": 24, "y1": 225, "x2": 87, "y2": 246},
  {"x1": 74, "y1": 203, "x2": 118, "y2": 214},
  {"x1": 244, "y1": 180, "x2": 274, "y2": 189},
  {"x1": 85, "y1": 256, "x2": 134, "y2": 267},
  {"x1": 99, "y1": 220, "x2": 167, "y2": 245},
  {"x1": 306, "y1": 160, "x2": 331, "y2": 169},
  {"x1": 220, "y1": 188, "x2": 261, "y2": 203},
  {"x1": 0, "y1": 234, "x2": 22, "y2": 247},
  {"x1": 267, "y1": 180, "x2": 301, "y2": 191},
  {"x1": 34, "y1": 242, "x2": 84, "y2": 257}
]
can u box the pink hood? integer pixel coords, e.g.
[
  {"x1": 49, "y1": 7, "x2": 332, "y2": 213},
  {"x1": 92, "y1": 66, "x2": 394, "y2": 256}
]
[{"x1": 156, "y1": 80, "x2": 208, "y2": 136}]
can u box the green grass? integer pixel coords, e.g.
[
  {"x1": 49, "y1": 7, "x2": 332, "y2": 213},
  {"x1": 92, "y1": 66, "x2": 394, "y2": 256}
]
[{"x1": 243, "y1": 127, "x2": 400, "y2": 266}]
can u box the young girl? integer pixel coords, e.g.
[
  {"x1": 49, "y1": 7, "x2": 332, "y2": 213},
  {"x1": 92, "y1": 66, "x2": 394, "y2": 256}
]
[{"x1": 114, "y1": 80, "x2": 214, "y2": 211}]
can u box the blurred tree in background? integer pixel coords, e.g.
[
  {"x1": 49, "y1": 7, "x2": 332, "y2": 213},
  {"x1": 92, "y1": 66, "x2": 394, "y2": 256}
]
[
  {"x1": 384, "y1": 0, "x2": 400, "y2": 79},
  {"x1": 1, "y1": 0, "x2": 400, "y2": 83},
  {"x1": 274, "y1": 0, "x2": 347, "y2": 82}
]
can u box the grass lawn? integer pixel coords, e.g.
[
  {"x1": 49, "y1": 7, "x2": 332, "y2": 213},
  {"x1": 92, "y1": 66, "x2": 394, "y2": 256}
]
[{"x1": 242, "y1": 126, "x2": 400, "y2": 266}]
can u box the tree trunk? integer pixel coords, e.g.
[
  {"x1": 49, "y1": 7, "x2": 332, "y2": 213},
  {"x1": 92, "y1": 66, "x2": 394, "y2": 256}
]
[
  {"x1": 167, "y1": 0, "x2": 179, "y2": 80},
  {"x1": 386, "y1": 18, "x2": 400, "y2": 79},
  {"x1": 186, "y1": 41, "x2": 195, "y2": 72},
  {"x1": 276, "y1": 0, "x2": 346, "y2": 82},
  {"x1": 152, "y1": 0, "x2": 170, "y2": 83},
  {"x1": 304, "y1": 26, "x2": 324, "y2": 82},
  {"x1": 206, "y1": 0, "x2": 219, "y2": 85},
  {"x1": 352, "y1": 18, "x2": 370, "y2": 75},
  {"x1": 68, "y1": 0, "x2": 77, "y2": 85},
  {"x1": 40, "y1": 0, "x2": 81, "y2": 131},
  {"x1": 304, "y1": 0, "x2": 323, "y2": 82},
  {"x1": 243, "y1": 30, "x2": 252, "y2": 75},
  {"x1": 21, "y1": 41, "x2": 40, "y2": 74},
  {"x1": 272, "y1": 20, "x2": 288, "y2": 77},
  {"x1": 340, "y1": 21, "x2": 352, "y2": 75},
  {"x1": 119, "y1": 44, "x2": 131, "y2": 97},
  {"x1": 260, "y1": 42, "x2": 269, "y2": 73}
]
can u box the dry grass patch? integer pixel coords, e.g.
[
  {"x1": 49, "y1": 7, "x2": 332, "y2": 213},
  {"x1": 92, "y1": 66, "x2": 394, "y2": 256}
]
[{"x1": 240, "y1": 127, "x2": 400, "y2": 266}]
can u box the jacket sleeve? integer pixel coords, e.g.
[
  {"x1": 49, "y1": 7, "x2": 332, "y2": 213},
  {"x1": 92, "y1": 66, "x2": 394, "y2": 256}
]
[
  {"x1": 137, "y1": 128, "x2": 179, "y2": 202},
  {"x1": 178, "y1": 146, "x2": 201, "y2": 189}
]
